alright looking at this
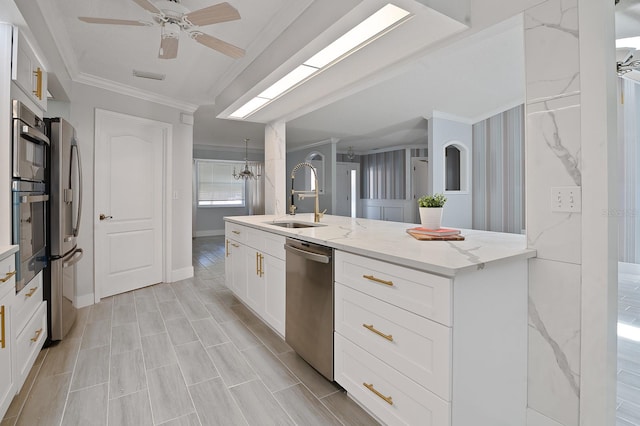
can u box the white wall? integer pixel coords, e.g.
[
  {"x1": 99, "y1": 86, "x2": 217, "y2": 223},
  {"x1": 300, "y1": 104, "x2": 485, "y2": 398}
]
[
  {"x1": 67, "y1": 82, "x2": 193, "y2": 305},
  {"x1": 0, "y1": 24, "x2": 12, "y2": 245},
  {"x1": 428, "y1": 113, "x2": 473, "y2": 228}
]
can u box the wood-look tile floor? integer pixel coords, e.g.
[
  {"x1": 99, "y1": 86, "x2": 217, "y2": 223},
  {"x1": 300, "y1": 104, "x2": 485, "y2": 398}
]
[
  {"x1": 618, "y1": 271, "x2": 640, "y2": 426},
  {"x1": 1, "y1": 236, "x2": 378, "y2": 426}
]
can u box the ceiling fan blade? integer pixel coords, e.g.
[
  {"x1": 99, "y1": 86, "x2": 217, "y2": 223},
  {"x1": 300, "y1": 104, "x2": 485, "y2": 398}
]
[
  {"x1": 159, "y1": 36, "x2": 179, "y2": 59},
  {"x1": 132, "y1": 0, "x2": 161, "y2": 14},
  {"x1": 184, "y1": 2, "x2": 240, "y2": 26},
  {"x1": 192, "y1": 32, "x2": 244, "y2": 59},
  {"x1": 78, "y1": 17, "x2": 147, "y2": 26}
]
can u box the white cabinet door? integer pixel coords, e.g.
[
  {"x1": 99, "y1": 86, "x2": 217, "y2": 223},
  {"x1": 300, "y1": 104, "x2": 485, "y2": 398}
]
[
  {"x1": 245, "y1": 249, "x2": 264, "y2": 313},
  {"x1": 11, "y1": 27, "x2": 47, "y2": 111},
  {"x1": 0, "y1": 290, "x2": 13, "y2": 418},
  {"x1": 229, "y1": 241, "x2": 247, "y2": 302},
  {"x1": 263, "y1": 255, "x2": 285, "y2": 336}
]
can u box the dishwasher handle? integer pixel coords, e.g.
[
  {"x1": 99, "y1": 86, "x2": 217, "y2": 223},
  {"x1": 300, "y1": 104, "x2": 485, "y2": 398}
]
[{"x1": 284, "y1": 244, "x2": 331, "y2": 264}]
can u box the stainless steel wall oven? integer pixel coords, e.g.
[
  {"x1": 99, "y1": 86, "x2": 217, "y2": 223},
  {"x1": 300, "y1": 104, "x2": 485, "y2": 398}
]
[{"x1": 11, "y1": 100, "x2": 49, "y2": 293}]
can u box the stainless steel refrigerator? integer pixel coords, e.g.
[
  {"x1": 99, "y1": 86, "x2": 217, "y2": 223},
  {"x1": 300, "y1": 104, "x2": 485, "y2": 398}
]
[{"x1": 45, "y1": 117, "x2": 83, "y2": 342}]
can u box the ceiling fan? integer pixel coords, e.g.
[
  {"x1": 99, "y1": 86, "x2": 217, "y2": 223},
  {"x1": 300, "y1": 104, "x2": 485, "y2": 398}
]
[
  {"x1": 617, "y1": 47, "x2": 640, "y2": 82},
  {"x1": 78, "y1": 0, "x2": 245, "y2": 59}
]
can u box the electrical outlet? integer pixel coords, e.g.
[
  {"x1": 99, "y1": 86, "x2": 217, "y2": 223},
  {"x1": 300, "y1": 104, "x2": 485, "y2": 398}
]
[
  {"x1": 551, "y1": 186, "x2": 581, "y2": 212},
  {"x1": 173, "y1": 191, "x2": 179, "y2": 200}
]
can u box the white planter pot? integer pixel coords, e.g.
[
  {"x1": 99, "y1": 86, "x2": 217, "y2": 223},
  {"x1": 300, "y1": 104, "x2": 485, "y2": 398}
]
[{"x1": 419, "y1": 207, "x2": 443, "y2": 229}]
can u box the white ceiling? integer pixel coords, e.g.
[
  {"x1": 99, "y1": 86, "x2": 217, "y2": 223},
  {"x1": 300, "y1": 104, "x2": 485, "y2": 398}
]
[{"x1": 8, "y1": 0, "x2": 529, "y2": 152}]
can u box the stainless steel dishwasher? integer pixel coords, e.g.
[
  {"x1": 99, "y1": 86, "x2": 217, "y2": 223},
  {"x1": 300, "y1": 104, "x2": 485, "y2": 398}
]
[{"x1": 284, "y1": 238, "x2": 334, "y2": 381}]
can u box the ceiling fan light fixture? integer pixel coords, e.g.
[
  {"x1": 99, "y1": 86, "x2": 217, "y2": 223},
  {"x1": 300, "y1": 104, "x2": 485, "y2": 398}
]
[{"x1": 228, "y1": 3, "x2": 412, "y2": 119}]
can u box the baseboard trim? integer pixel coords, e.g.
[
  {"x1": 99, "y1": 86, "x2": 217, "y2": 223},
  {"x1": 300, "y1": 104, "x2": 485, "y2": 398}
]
[
  {"x1": 195, "y1": 229, "x2": 225, "y2": 237},
  {"x1": 171, "y1": 266, "x2": 194, "y2": 282},
  {"x1": 76, "y1": 293, "x2": 95, "y2": 309}
]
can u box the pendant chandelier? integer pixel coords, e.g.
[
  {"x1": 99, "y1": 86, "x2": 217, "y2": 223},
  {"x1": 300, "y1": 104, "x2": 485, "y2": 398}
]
[{"x1": 233, "y1": 138, "x2": 260, "y2": 180}]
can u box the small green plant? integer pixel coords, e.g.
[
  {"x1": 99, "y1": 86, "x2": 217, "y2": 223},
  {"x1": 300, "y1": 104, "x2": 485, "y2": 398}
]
[{"x1": 417, "y1": 193, "x2": 447, "y2": 208}]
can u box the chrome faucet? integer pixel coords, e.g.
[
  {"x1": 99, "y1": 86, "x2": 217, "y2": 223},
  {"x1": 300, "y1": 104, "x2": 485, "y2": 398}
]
[{"x1": 290, "y1": 162, "x2": 324, "y2": 222}]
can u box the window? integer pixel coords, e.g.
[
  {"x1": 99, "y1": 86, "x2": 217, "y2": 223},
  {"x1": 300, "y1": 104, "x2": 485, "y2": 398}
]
[{"x1": 196, "y1": 159, "x2": 245, "y2": 207}]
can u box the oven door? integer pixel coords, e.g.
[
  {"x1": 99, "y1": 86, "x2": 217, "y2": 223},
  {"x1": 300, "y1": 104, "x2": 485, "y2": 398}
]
[
  {"x1": 13, "y1": 118, "x2": 49, "y2": 182},
  {"x1": 13, "y1": 183, "x2": 48, "y2": 292}
]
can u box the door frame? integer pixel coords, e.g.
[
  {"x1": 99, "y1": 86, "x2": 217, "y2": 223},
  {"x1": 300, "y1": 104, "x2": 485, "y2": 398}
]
[{"x1": 93, "y1": 109, "x2": 173, "y2": 302}]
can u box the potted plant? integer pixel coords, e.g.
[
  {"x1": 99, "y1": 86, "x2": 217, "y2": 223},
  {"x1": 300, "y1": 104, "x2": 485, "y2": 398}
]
[{"x1": 417, "y1": 193, "x2": 447, "y2": 229}]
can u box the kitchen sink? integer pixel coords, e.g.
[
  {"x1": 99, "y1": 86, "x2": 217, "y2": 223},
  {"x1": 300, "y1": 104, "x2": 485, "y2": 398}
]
[{"x1": 267, "y1": 221, "x2": 326, "y2": 228}]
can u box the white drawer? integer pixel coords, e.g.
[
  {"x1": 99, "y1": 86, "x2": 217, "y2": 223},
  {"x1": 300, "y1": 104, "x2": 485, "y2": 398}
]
[
  {"x1": 0, "y1": 254, "x2": 16, "y2": 298},
  {"x1": 335, "y1": 334, "x2": 450, "y2": 426},
  {"x1": 335, "y1": 251, "x2": 452, "y2": 326},
  {"x1": 225, "y1": 222, "x2": 248, "y2": 243},
  {"x1": 14, "y1": 271, "x2": 43, "y2": 334},
  {"x1": 16, "y1": 302, "x2": 47, "y2": 379},
  {"x1": 259, "y1": 232, "x2": 285, "y2": 260},
  {"x1": 335, "y1": 283, "x2": 451, "y2": 400}
]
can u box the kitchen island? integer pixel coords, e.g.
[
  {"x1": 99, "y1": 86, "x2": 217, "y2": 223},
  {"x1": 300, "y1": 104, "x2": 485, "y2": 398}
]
[{"x1": 224, "y1": 214, "x2": 536, "y2": 426}]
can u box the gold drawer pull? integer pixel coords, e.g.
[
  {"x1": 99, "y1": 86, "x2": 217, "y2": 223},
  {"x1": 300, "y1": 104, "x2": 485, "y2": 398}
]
[
  {"x1": 231, "y1": 243, "x2": 240, "y2": 248},
  {"x1": 0, "y1": 271, "x2": 16, "y2": 283},
  {"x1": 259, "y1": 254, "x2": 264, "y2": 277},
  {"x1": 363, "y1": 324, "x2": 393, "y2": 341},
  {"x1": 362, "y1": 274, "x2": 394, "y2": 287},
  {"x1": 0, "y1": 306, "x2": 5, "y2": 349},
  {"x1": 225, "y1": 240, "x2": 230, "y2": 257},
  {"x1": 232, "y1": 230, "x2": 241, "y2": 235},
  {"x1": 256, "y1": 252, "x2": 260, "y2": 275},
  {"x1": 30, "y1": 328, "x2": 43, "y2": 342},
  {"x1": 25, "y1": 287, "x2": 38, "y2": 297},
  {"x1": 363, "y1": 382, "x2": 393, "y2": 405}
]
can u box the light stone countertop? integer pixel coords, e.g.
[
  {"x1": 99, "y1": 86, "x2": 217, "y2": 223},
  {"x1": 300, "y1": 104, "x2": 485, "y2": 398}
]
[
  {"x1": 0, "y1": 245, "x2": 19, "y2": 262},
  {"x1": 224, "y1": 214, "x2": 536, "y2": 277}
]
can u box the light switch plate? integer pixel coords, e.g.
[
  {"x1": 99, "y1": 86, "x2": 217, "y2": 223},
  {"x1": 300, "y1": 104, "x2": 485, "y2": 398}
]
[{"x1": 551, "y1": 186, "x2": 581, "y2": 212}]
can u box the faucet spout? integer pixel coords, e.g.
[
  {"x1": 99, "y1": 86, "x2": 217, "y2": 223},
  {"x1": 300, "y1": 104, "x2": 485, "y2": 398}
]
[{"x1": 290, "y1": 162, "x2": 323, "y2": 222}]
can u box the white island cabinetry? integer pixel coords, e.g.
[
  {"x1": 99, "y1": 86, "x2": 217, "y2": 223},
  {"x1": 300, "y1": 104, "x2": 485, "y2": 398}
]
[
  {"x1": 334, "y1": 250, "x2": 527, "y2": 426},
  {"x1": 224, "y1": 223, "x2": 285, "y2": 336},
  {"x1": 224, "y1": 214, "x2": 535, "y2": 426}
]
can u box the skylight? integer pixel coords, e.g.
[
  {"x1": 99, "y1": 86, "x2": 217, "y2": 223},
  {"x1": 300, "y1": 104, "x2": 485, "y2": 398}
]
[{"x1": 229, "y1": 3, "x2": 412, "y2": 119}]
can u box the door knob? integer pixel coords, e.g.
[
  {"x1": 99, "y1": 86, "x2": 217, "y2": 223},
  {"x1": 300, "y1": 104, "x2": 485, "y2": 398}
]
[{"x1": 99, "y1": 214, "x2": 113, "y2": 221}]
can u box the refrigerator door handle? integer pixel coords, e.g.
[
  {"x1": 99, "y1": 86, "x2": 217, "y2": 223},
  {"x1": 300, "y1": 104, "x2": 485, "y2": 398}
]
[
  {"x1": 62, "y1": 249, "x2": 83, "y2": 268},
  {"x1": 71, "y1": 141, "x2": 83, "y2": 238}
]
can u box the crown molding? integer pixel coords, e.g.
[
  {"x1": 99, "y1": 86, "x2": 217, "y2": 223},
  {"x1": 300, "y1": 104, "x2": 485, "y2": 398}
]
[
  {"x1": 287, "y1": 137, "x2": 339, "y2": 153},
  {"x1": 75, "y1": 72, "x2": 199, "y2": 113}
]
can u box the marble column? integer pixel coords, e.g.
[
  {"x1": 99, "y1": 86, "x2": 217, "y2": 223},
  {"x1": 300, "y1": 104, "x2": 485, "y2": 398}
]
[
  {"x1": 524, "y1": 0, "x2": 582, "y2": 425},
  {"x1": 524, "y1": 0, "x2": 617, "y2": 425},
  {"x1": 264, "y1": 121, "x2": 286, "y2": 216}
]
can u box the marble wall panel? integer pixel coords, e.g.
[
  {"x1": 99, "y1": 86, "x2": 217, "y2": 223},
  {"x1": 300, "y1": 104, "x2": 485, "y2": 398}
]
[
  {"x1": 265, "y1": 121, "x2": 286, "y2": 216},
  {"x1": 526, "y1": 94, "x2": 581, "y2": 264},
  {"x1": 528, "y1": 258, "x2": 581, "y2": 426},
  {"x1": 524, "y1": 0, "x2": 580, "y2": 103}
]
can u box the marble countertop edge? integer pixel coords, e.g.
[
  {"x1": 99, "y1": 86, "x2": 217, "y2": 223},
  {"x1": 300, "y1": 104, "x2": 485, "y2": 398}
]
[{"x1": 224, "y1": 214, "x2": 537, "y2": 277}]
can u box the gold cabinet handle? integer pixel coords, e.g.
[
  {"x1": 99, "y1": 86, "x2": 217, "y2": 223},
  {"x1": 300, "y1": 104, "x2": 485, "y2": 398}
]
[
  {"x1": 362, "y1": 324, "x2": 393, "y2": 341},
  {"x1": 225, "y1": 240, "x2": 230, "y2": 257},
  {"x1": 0, "y1": 306, "x2": 5, "y2": 349},
  {"x1": 259, "y1": 254, "x2": 264, "y2": 277},
  {"x1": 0, "y1": 271, "x2": 16, "y2": 283},
  {"x1": 231, "y1": 243, "x2": 240, "y2": 248},
  {"x1": 232, "y1": 230, "x2": 241, "y2": 235},
  {"x1": 25, "y1": 287, "x2": 38, "y2": 297},
  {"x1": 30, "y1": 328, "x2": 43, "y2": 342},
  {"x1": 363, "y1": 382, "x2": 393, "y2": 405},
  {"x1": 256, "y1": 252, "x2": 260, "y2": 275},
  {"x1": 362, "y1": 274, "x2": 394, "y2": 287},
  {"x1": 33, "y1": 67, "x2": 42, "y2": 99}
]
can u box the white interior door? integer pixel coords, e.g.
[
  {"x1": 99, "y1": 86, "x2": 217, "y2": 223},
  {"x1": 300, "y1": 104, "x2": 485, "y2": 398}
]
[
  {"x1": 95, "y1": 110, "x2": 169, "y2": 299},
  {"x1": 335, "y1": 162, "x2": 359, "y2": 217},
  {"x1": 411, "y1": 157, "x2": 429, "y2": 222}
]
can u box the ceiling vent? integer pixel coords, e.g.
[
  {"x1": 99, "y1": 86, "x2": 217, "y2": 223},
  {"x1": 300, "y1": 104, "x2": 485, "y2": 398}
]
[{"x1": 132, "y1": 69, "x2": 166, "y2": 80}]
